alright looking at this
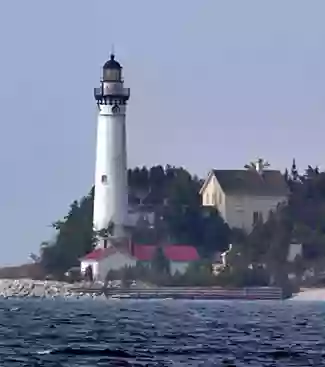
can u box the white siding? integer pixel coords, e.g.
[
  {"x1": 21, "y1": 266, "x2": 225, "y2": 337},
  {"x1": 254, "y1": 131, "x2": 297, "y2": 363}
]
[
  {"x1": 97, "y1": 253, "x2": 136, "y2": 280},
  {"x1": 201, "y1": 175, "x2": 226, "y2": 218},
  {"x1": 287, "y1": 243, "x2": 303, "y2": 262},
  {"x1": 170, "y1": 262, "x2": 189, "y2": 275},
  {"x1": 80, "y1": 260, "x2": 99, "y2": 276},
  {"x1": 81, "y1": 252, "x2": 136, "y2": 281},
  {"x1": 225, "y1": 194, "x2": 286, "y2": 232},
  {"x1": 93, "y1": 103, "x2": 128, "y2": 238}
]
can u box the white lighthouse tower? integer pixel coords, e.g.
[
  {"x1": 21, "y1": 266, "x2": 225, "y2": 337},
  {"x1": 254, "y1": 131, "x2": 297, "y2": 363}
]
[{"x1": 93, "y1": 54, "x2": 130, "y2": 247}]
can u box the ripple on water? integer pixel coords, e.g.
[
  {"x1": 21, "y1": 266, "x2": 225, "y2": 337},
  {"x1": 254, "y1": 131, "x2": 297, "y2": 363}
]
[{"x1": 0, "y1": 299, "x2": 324, "y2": 366}]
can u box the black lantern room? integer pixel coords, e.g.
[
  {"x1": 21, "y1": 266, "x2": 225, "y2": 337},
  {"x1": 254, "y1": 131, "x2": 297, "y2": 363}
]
[
  {"x1": 102, "y1": 54, "x2": 122, "y2": 82},
  {"x1": 94, "y1": 54, "x2": 130, "y2": 104}
]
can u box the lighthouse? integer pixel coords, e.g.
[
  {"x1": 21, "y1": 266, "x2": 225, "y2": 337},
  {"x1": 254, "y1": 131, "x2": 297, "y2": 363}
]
[{"x1": 93, "y1": 54, "x2": 130, "y2": 246}]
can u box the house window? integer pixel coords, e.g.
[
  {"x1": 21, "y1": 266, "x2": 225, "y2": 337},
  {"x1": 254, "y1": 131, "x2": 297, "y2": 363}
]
[
  {"x1": 235, "y1": 205, "x2": 243, "y2": 212},
  {"x1": 206, "y1": 193, "x2": 210, "y2": 205},
  {"x1": 212, "y1": 193, "x2": 217, "y2": 206},
  {"x1": 252, "y1": 211, "x2": 264, "y2": 225},
  {"x1": 259, "y1": 212, "x2": 264, "y2": 223},
  {"x1": 253, "y1": 211, "x2": 259, "y2": 225},
  {"x1": 112, "y1": 104, "x2": 120, "y2": 114},
  {"x1": 101, "y1": 174, "x2": 108, "y2": 184}
]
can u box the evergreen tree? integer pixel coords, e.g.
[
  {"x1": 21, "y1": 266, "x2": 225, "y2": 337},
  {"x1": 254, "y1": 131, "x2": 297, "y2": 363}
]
[
  {"x1": 152, "y1": 247, "x2": 170, "y2": 275},
  {"x1": 290, "y1": 158, "x2": 299, "y2": 181},
  {"x1": 40, "y1": 188, "x2": 94, "y2": 276},
  {"x1": 40, "y1": 161, "x2": 325, "y2": 286}
]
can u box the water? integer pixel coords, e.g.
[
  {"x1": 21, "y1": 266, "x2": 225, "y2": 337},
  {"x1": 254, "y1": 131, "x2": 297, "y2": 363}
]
[{"x1": 0, "y1": 298, "x2": 324, "y2": 366}]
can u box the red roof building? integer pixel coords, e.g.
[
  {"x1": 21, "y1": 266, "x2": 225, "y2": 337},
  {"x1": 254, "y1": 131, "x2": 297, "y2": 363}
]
[{"x1": 80, "y1": 244, "x2": 200, "y2": 281}]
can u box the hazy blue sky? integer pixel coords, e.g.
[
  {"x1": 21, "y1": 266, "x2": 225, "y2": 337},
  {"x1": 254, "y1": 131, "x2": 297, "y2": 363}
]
[{"x1": 0, "y1": 1, "x2": 325, "y2": 264}]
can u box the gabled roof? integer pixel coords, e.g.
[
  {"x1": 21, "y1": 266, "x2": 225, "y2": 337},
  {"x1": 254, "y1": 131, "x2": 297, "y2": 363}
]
[
  {"x1": 200, "y1": 169, "x2": 289, "y2": 197},
  {"x1": 133, "y1": 245, "x2": 155, "y2": 261},
  {"x1": 81, "y1": 244, "x2": 200, "y2": 263},
  {"x1": 81, "y1": 247, "x2": 117, "y2": 261}
]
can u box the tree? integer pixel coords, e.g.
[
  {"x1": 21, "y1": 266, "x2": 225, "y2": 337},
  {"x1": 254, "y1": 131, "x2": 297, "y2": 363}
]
[
  {"x1": 40, "y1": 188, "x2": 95, "y2": 276},
  {"x1": 149, "y1": 165, "x2": 165, "y2": 189},
  {"x1": 290, "y1": 158, "x2": 299, "y2": 182},
  {"x1": 96, "y1": 220, "x2": 115, "y2": 239},
  {"x1": 85, "y1": 265, "x2": 93, "y2": 282},
  {"x1": 152, "y1": 247, "x2": 170, "y2": 275}
]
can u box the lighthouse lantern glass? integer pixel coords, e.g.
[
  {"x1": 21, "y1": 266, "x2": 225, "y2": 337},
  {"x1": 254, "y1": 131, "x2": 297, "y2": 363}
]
[{"x1": 103, "y1": 69, "x2": 121, "y2": 82}]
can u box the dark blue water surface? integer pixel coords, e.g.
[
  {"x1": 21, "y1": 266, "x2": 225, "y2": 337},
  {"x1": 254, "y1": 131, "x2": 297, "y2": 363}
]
[{"x1": 0, "y1": 298, "x2": 324, "y2": 366}]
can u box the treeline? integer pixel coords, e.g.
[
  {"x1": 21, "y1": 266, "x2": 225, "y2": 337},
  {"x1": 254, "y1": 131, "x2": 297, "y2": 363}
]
[
  {"x1": 39, "y1": 161, "x2": 325, "y2": 287},
  {"x1": 40, "y1": 165, "x2": 230, "y2": 277}
]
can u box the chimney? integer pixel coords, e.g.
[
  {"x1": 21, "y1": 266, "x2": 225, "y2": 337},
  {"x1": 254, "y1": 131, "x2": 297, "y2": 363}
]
[
  {"x1": 255, "y1": 160, "x2": 262, "y2": 174},
  {"x1": 255, "y1": 158, "x2": 270, "y2": 175}
]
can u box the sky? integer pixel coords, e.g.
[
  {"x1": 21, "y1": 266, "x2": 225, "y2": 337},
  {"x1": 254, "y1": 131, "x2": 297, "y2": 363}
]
[{"x1": 0, "y1": 0, "x2": 325, "y2": 264}]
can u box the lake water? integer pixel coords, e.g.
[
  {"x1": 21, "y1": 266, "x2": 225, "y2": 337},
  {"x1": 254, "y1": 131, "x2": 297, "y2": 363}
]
[{"x1": 0, "y1": 298, "x2": 324, "y2": 366}]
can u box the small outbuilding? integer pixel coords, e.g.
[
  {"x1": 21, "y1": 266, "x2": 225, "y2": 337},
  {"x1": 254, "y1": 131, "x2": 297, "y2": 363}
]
[{"x1": 80, "y1": 244, "x2": 200, "y2": 282}]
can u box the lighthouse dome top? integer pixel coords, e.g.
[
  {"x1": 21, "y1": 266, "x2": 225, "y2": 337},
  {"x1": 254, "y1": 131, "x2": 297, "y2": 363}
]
[{"x1": 103, "y1": 54, "x2": 122, "y2": 70}]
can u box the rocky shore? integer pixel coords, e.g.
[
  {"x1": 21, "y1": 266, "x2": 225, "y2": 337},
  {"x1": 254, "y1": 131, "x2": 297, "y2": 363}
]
[
  {"x1": 0, "y1": 279, "x2": 308, "y2": 300},
  {"x1": 0, "y1": 279, "x2": 106, "y2": 299},
  {"x1": 0, "y1": 280, "x2": 289, "y2": 301}
]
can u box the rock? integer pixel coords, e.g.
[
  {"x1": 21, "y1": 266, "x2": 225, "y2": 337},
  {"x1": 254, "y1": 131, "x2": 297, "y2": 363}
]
[{"x1": 0, "y1": 279, "x2": 106, "y2": 300}]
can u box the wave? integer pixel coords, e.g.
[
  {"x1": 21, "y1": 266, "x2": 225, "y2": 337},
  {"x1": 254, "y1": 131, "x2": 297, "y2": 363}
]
[{"x1": 38, "y1": 346, "x2": 134, "y2": 357}]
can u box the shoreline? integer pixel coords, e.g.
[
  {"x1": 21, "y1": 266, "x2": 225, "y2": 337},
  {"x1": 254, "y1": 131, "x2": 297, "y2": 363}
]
[
  {"x1": 3, "y1": 278, "x2": 325, "y2": 301},
  {"x1": 0, "y1": 279, "x2": 287, "y2": 300},
  {"x1": 73, "y1": 285, "x2": 284, "y2": 300}
]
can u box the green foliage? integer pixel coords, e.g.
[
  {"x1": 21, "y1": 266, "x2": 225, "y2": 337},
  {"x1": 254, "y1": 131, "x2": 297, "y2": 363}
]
[
  {"x1": 104, "y1": 261, "x2": 218, "y2": 287},
  {"x1": 40, "y1": 188, "x2": 95, "y2": 276},
  {"x1": 178, "y1": 260, "x2": 216, "y2": 286},
  {"x1": 215, "y1": 265, "x2": 270, "y2": 287},
  {"x1": 152, "y1": 247, "x2": 170, "y2": 275},
  {"x1": 40, "y1": 159, "x2": 325, "y2": 287},
  {"x1": 103, "y1": 259, "x2": 270, "y2": 288}
]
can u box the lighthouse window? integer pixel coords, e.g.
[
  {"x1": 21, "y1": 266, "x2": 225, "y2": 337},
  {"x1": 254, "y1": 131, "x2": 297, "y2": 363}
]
[
  {"x1": 101, "y1": 175, "x2": 108, "y2": 184},
  {"x1": 112, "y1": 105, "x2": 120, "y2": 114}
]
